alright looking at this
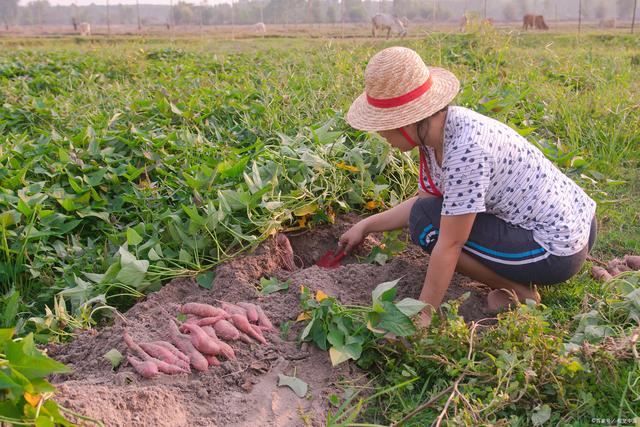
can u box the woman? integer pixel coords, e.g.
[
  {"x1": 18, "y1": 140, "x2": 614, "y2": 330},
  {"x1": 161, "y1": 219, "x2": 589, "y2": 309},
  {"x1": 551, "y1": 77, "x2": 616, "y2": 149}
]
[{"x1": 339, "y1": 47, "x2": 596, "y2": 327}]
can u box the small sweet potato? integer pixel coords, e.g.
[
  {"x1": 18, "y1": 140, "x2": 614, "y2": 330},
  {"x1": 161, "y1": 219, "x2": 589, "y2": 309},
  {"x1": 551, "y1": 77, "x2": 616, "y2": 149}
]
[
  {"x1": 123, "y1": 331, "x2": 150, "y2": 360},
  {"x1": 218, "y1": 301, "x2": 247, "y2": 317},
  {"x1": 128, "y1": 355, "x2": 158, "y2": 378},
  {"x1": 201, "y1": 326, "x2": 236, "y2": 360},
  {"x1": 255, "y1": 305, "x2": 274, "y2": 331},
  {"x1": 168, "y1": 321, "x2": 209, "y2": 372},
  {"x1": 197, "y1": 315, "x2": 226, "y2": 327},
  {"x1": 140, "y1": 342, "x2": 190, "y2": 372},
  {"x1": 236, "y1": 302, "x2": 259, "y2": 323},
  {"x1": 591, "y1": 266, "x2": 613, "y2": 282},
  {"x1": 230, "y1": 314, "x2": 267, "y2": 345},
  {"x1": 150, "y1": 341, "x2": 190, "y2": 364},
  {"x1": 205, "y1": 355, "x2": 221, "y2": 366},
  {"x1": 213, "y1": 319, "x2": 241, "y2": 341},
  {"x1": 624, "y1": 255, "x2": 640, "y2": 270},
  {"x1": 180, "y1": 302, "x2": 228, "y2": 318},
  {"x1": 181, "y1": 322, "x2": 221, "y2": 355}
]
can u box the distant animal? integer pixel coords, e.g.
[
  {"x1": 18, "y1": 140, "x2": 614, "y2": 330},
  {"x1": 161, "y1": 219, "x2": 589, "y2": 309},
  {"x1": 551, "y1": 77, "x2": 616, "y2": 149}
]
[
  {"x1": 79, "y1": 22, "x2": 91, "y2": 36},
  {"x1": 522, "y1": 14, "x2": 535, "y2": 30},
  {"x1": 253, "y1": 22, "x2": 266, "y2": 34},
  {"x1": 371, "y1": 13, "x2": 407, "y2": 39},
  {"x1": 599, "y1": 18, "x2": 616, "y2": 28},
  {"x1": 534, "y1": 15, "x2": 548, "y2": 30}
]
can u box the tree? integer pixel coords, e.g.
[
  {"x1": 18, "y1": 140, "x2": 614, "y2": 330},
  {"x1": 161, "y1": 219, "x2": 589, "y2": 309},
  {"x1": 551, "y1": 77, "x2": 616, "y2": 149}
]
[
  {"x1": 173, "y1": 1, "x2": 195, "y2": 24},
  {"x1": 0, "y1": 0, "x2": 19, "y2": 29}
]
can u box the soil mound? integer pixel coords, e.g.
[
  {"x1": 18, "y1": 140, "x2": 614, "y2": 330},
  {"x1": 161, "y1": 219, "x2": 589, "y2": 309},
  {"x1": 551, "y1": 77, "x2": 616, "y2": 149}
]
[{"x1": 49, "y1": 214, "x2": 491, "y2": 426}]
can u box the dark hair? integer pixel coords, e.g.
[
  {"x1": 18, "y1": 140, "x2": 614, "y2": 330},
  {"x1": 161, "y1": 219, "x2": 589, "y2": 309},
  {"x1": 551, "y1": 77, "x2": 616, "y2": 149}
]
[{"x1": 416, "y1": 105, "x2": 449, "y2": 148}]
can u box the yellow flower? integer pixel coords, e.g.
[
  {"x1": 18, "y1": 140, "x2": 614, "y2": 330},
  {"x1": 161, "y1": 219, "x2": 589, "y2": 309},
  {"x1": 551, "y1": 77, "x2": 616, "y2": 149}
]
[
  {"x1": 336, "y1": 162, "x2": 360, "y2": 173},
  {"x1": 316, "y1": 290, "x2": 329, "y2": 302}
]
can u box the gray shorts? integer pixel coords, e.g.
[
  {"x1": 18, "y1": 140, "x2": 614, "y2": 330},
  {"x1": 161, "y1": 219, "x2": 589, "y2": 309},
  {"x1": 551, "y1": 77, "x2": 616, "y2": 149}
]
[{"x1": 409, "y1": 197, "x2": 597, "y2": 286}]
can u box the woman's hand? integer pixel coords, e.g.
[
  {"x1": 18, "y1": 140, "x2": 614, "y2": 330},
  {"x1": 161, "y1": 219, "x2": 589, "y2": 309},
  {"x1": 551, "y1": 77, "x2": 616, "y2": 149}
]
[{"x1": 338, "y1": 221, "x2": 368, "y2": 254}]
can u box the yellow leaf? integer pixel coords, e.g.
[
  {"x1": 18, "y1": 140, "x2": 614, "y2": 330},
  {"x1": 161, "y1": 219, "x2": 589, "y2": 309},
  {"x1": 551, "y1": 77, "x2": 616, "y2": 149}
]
[
  {"x1": 296, "y1": 312, "x2": 311, "y2": 322},
  {"x1": 316, "y1": 290, "x2": 328, "y2": 302},
  {"x1": 293, "y1": 203, "x2": 318, "y2": 217},
  {"x1": 297, "y1": 215, "x2": 307, "y2": 228},
  {"x1": 299, "y1": 284, "x2": 306, "y2": 293},
  {"x1": 365, "y1": 201, "x2": 379, "y2": 210},
  {"x1": 336, "y1": 162, "x2": 360, "y2": 173},
  {"x1": 24, "y1": 392, "x2": 41, "y2": 407}
]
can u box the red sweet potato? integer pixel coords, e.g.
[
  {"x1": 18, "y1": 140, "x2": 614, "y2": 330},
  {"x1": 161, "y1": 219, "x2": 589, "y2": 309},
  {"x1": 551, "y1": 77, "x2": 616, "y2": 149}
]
[
  {"x1": 230, "y1": 314, "x2": 267, "y2": 345},
  {"x1": 168, "y1": 321, "x2": 209, "y2": 372},
  {"x1": 239, "y1": 332, "x2": 253, "y2": 344},
  {"x1": 128, "y1": 355, "x2": 158, "y2": 378},
  {"x1": 218, "y1": 301, "x2": 247, "y2": 317},
  {"x1": 197, "y1": 315, "x2": 226, "y2": 327},
  {"x1": 236, "y1": 302, "x2": 259, "y2": 323},
  {"x1": 624, "y1": 255, "x2": 640, "y2": 270},
  {"x1": 205, "y1": 355, "x2": 221, "y2": 366},
  {"x1": 123, "y1": 331, "x2": 150, "y2": 360},
  {"x1": 150, "y1": 341, "x2": 190, "y2": 364},
  {"x1": 180, "y1": 302, "x2": 228, "y2": 318},
  {"x1": 180, "y1": 322, "x2": 221, "y2": 355},
  {"x1": 201, "y1": 326, "x2": 236, "y2": 360},
  {"x1": 140, "y1": 342, "x2": 190, "y2": 372},
  {"x1": 591, "y1": 266, "x2": 613, "y2": 282},
  {"x1": 214, "y1": 319, "x2": 241, "y2": 341},
  {"x1": 255, "y1": 305, "x2": 274, "y2": 331}
]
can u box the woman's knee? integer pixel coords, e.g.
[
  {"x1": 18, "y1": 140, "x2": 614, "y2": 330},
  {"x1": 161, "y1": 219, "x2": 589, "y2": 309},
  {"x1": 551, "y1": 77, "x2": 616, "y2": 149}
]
[{"x1": 409, "y1": 197, "x2": 443, "y2": 251}]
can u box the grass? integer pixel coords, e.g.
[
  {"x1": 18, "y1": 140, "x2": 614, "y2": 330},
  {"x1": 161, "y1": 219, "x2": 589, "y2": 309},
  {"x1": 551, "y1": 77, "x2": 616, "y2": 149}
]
[{"x1": 1, "y1": 29, "x2": 639, "y2": 425}]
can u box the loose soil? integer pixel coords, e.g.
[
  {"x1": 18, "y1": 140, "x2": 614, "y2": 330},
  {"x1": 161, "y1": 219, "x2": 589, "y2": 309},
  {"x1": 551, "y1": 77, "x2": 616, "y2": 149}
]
[{"x1": 48, "y1": 214, "x2": 493, "y2": 427}]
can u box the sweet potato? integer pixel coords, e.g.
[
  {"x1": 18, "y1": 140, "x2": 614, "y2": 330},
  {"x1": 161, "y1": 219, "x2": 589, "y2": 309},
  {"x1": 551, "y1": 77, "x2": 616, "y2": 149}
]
[
  {"x1": 205, "y1": 355, "x2": 221, "y2": 366},
  {"x1": 150, "y1": 341, "x2": 190, "y2": 363},
  {"x1": 180, "y1": 302, "x2": 228, "y2": 318},
  {"x1": 230, "y1": 314, "x2": 267, "y2": 345},
  {"x1": 255, "y1": 305, "x2": 274, "y2": 331},
  {"x1": 201, "y1": 326, "x2": 236, "y2": 360},
  {"x1": 180, "y1": 322, "x2": 221, "y2": 355},
  {"x1": 236, "y1": 302, "x2": 259, "y2": 323},
  {"x1": 214, "y1": 319, "x2": 241, "y2": 341},
  {"x1": 276, "y1": 233, "x2": 295, "y2": 271},
  {"x1": 624, "y1": 255, "x2": 640, "y2": 270},
  {"x1": 197, "y1": 315, "x2": 226, "y2": 327},
  {"x1": 128, "y1": 355, "x2": 158, "y2": 378},
  {"x1": 591, "y1": 266, "x2": 613, "y2": 282},
  {"x1": 218, "y1": 301, "x2": 247, "y2": 317},
  {"x1": 239, "y1": 332, "x2": 253, "y2": 344},
  {"x1": 123, "y1": 331, "x2": 150, "y2": 360},
  {"x1": 168, "y1": 321, "x2": 209, "y2": 372},
  {"x1": 140, "y1": 342, "x2": 190, "y2": 371}
]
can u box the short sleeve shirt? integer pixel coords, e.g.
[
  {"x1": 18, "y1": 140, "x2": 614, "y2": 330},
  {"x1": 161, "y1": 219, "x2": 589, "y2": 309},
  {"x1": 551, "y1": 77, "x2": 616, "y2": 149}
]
[{"x1": 419, "y1": 106, "x2": 596, "y2": 256}]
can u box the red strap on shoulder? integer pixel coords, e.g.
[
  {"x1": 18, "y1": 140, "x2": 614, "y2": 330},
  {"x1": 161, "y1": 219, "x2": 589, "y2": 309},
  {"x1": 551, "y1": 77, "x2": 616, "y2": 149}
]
[{"x1": 418, "y1": 150, "x2": 443, "y2": 198}]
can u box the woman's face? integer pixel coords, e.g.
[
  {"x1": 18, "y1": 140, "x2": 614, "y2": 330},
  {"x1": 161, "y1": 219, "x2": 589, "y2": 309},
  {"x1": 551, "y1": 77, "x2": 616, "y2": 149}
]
[{"x1": 378, "y1": 126, "x2": 417, "y2": 152}]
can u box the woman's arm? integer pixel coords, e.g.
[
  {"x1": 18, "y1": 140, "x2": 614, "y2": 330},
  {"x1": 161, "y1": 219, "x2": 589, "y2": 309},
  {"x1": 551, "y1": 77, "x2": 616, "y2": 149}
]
[
  {"x1": 418, "y1": 212, "x2": 476, "y2": 327},
  {"x1": 339, "y1": 191, "x2": 434, "y2": 253}
]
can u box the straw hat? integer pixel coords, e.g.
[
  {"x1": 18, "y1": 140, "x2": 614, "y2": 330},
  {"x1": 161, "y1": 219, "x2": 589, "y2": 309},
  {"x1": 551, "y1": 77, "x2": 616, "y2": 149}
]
[{"x1": 347, "y1": 47, "x2": 460, "y2": 132}]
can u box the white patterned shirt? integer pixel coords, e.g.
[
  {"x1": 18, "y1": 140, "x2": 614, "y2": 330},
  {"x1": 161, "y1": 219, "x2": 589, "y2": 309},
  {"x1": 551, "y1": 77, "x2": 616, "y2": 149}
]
[{"x1": 419, "y1": 106, "x2": 596, "y2": 256}]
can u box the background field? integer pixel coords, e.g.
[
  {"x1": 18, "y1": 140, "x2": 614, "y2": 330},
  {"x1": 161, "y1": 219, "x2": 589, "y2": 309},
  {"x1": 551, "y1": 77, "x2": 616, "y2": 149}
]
[{"x1": 1, "y1": 27, "x2": 639, "y2": 425}]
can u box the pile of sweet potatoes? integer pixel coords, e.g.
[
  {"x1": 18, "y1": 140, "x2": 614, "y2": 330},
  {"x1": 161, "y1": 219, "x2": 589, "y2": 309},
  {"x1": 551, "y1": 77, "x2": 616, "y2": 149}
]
[
  {"x1": 124, "y1": 301, "x2": 273, "y2": 378},
  {"x1": 591, "y1": 255, "x2": 640, "y2": 282}
]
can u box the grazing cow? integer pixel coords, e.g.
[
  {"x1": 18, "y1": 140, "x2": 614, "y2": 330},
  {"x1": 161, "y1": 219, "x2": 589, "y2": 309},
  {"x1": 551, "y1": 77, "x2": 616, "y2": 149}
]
[
  {"x1": 522, "y1": 14, "x2": 535, "y2": 30},
  {"x1": 253, "y1": 22, "x2": 266, "y2": 34},
  {"x1": 79, "y1": 22, "x2": 91, "y2": 36},
  {"x1": 371, "y1": 13, "x2": 407, "y2": 39},
  {"x1": 534, "y1": 15, "x2": 548, "y2": 30}
]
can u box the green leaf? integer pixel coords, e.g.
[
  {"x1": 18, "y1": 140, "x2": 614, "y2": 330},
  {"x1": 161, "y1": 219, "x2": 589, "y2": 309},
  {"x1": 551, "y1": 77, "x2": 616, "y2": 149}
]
[
  {"x1": 300, "y1": 315, "x2": 315, "y2": 341},
  {"x1": 103, "y1": 348, "x2": 123, "y2": 369},
  {"x1": 196, "y1": 271, "x2": 215, "y2": 290},
  {"x1": 377, "y1": 302, "x2": 416, "y2": 337},
  {"x1": 372, "y1": 278, "x2": 400, "y2": 305},
  {"x1": 115, "y1": 246, "x2": 149, "y2": 289},
  {"x1": 0, "y1": 328, "x2": 15, "y2": 344},
  {"x1": 531, "y1": 404, "x2": 551, "y2": 426},
  {"x1": 260, "y1": 277, "x2": 290, "y2": 295},
  {"x1": 395, "y1": 298, "x2": 427, "y2": 317},
  {"x1": 5, "y1": 334, "x2": 71, "y2": 379},
  {"x1": 126, "y1": 227, "x2": 143, "y2": 246},
  {"x1": 277, "y1": 374, "x2": 308, "y2": 398}
]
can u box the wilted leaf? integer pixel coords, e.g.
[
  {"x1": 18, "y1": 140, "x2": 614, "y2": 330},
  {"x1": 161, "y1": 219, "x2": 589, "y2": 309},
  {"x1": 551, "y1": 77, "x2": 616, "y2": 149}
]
[
  {"x1": 277, "y1": 374, "x2": 308, "y2": 397},
  {"x1": 531, "y1": 404, "x2": 551, "y2": 426},
  {"x1": 103, "y1": 349, "x2": 123, "y2": 369},
  {"x1": 372, "y1": 279, "x2": 400, "y2": 305}
]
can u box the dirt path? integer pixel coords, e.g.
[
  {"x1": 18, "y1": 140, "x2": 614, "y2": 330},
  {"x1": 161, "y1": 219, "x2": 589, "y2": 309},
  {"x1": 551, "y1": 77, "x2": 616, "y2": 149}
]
[{"x1": 49, "y1": 214, "x2": 492, "y2": 426}]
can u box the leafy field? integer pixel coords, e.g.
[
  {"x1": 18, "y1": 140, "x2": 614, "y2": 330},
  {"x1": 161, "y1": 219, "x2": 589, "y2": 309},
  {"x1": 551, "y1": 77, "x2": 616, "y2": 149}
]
[{"x1": 1, "y1": 30, "x2": 639, "y2": 425}]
